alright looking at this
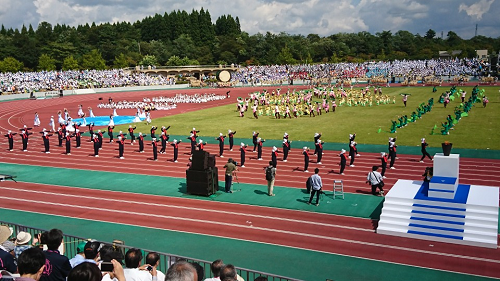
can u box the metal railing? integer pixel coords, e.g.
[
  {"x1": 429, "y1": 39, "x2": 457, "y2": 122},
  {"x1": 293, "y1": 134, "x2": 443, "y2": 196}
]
[{"x1": 1, "y1": 221, "x2": 302, "y2": 281}]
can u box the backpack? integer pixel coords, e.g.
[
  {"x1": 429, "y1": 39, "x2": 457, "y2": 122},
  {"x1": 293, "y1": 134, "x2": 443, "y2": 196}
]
[{"x1": 265, "y1": 166, "x2": 273, "y2": 180}]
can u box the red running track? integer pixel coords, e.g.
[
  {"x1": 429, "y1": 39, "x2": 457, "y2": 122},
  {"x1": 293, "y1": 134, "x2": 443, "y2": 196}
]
[{"x1": 1, "y1": 86, "x2": 499, "y2": 279}]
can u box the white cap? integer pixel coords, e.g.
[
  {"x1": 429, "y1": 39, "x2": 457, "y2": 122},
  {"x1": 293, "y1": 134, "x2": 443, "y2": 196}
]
[
  {"x1": 119, "y1": 130, "x2": 122, "y2": 134},
  {"x1": 93, "y1": 134, "x2": 97, "y2": 138},
  {"x1": 43, "y1": 128, "x2": 46, "y2": 131},
  {"x1": 272, "y1": 146, "x2": 277, "y2": 151},
  {"x1": 241, "y1": 142, "x2": 245, "y2": 146},
  {"x1": 303, "y1": 146, "x2": 308, "y2": 150},
  {"x1": 139, "y1": 132, "x2": 142, "y2": 135},
  {"x1": 220, "y1": 133, "x2": 223, "y2": 136},
  {"x1": 161, "y1": 131, "x2": 165, "y2": 135},
  {"x1": 129, "y1": 125, "x2": 132, "y2": 128},
  {"x1": 421, "y1": 138, "x2": 425, "y2": 143},
  {"x1": 349, "y1": 134, "x2": 353, "y2": 138},
  {"x1": 152, "y1": 125, "x2": 155, "y2": 128},
  {"x1": 190, "y1": 133, "x2": 194, "y2": 137},
  {"x1": 283, "y1": 139, "x2": 287, "y2": 143},
  {"x1": 284, "y1": 132, "x2": 288, "y2": 136},
  {"x1": 193, "y1": 127, "x2": 196, "y2": 130},
  {"x1": 199, "y1": 139, "x2": 203, "y2": 143},
  {"x1": 43, "y1": 131, "x2": 47, "y2": 136},
  {"x1": 228, "y1": 129, "x2": 232, "y2": 133},
  {"x1": 24, "y1": 125, "x2": 27, "y2": 128},
  {"x1": 257, "y1": 137, "x2": 261, "y2": 141},
  {"x1": 341, "y1": 149, "x2": 346, "y2": 154},
  {"x1": 118, "y1": 136, "x2": 122, "y2": 139},
  {"x1": 351, "y1": 141, "x2": 356, "y2": 145},
  {"x1": 152, "y1": 137, "x2": 156, "y2": 140},
  {"x1": 253, "y1": 131, "x2": 256, "y2": 134},
  {"x1": 8, "y1": 130, "x2": 11, "y2": 133},
  {"x1": 317, "y1": 139, "x2": 321, "y2": 143},
  {"x1": 76, "y1": 129, "x2": 79, "y2": 132},
  {"x1": 21, "y1": 130, "x2": 25, "y2": 133},
  {"x1": 314, "y1": 133, "x2": 319, "y2": 137},
  {"x1": 98, "y1": 129, "x2": 101, "y2": 132},
  {"x1": 173, "y1": 139, "x2": 178, "y2": 143},
  {"x1": 381, "y1": 152, "x2": 386, "y2": 156}
]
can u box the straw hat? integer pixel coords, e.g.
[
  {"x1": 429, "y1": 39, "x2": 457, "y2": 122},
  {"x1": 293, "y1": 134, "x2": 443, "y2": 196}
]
[
  {"x1": 0, "y1": 225, "x2": 11, "y2": 244},
  {"x1": 16, "y1": 231, "x2": 32, "y2": 245}
]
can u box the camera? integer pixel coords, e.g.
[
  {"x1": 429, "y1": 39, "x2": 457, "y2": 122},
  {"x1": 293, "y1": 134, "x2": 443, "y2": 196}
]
[
  {"x1": 146, "y1": 266, "x2": 153, "y2": 271},
  {"x1": 101, "y1": 262, "x2": 114, "y2": 272}
]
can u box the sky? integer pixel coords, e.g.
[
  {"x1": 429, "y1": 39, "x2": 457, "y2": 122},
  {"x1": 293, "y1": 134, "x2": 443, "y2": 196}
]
[{"x1": 0, "y1": 0, "x2": 499, "y2": 39}]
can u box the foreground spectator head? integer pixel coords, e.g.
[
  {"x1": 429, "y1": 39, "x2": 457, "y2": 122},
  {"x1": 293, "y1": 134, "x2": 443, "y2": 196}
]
[
  {"x1": 45, "y1": 229, "x2": 64, "y2": 250},
  {"x1": 0, "y1": 226, "x2": 10, "y2": 244},
  {"x1": 165, "y1": 261, "x2": 197, "y2": 281},
  {"x1": 145, "y1": 252, "x2": 160, "y2": 267},
  {"x1": 210, "y1": 259, "x2": 224, "y2": 278},
  {"x1": 254, "y1": 277, "x2": 268, "y2": 281},
  {"x1": 84, "y1": 241, "x2": 100, "y2": 260},
  {"x1": 125, "y1": 248, "x2": 142, "y2": 268},
  {"x1": 99, "y1": 244, "x2": 124, "y2": 264},
  {"x1": 18, "y1": 247, "x2": 46, "y2": 280},
  {"x1": 68, "y1": 262, "x2": 102, "y2": 281},
  {"x1": 219, "y1": 264, "x2": 237, "y2": 280}
]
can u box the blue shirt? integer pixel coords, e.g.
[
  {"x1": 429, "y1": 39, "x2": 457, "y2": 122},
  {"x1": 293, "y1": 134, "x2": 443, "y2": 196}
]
[{"x1": 310, "y1": 174, "x2": 322, "y2": 190}]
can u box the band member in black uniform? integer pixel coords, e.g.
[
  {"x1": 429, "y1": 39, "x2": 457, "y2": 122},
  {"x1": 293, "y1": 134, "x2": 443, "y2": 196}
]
[
  {"x1": 257, "y1": 137, "x2": 265, "y2": 160},
  {"x1": 60, "y1": 123, "x2": 67, "y2": 136},
  {"x1": 138, "y1": 132, "x2": 145, "y2": 153},
  {"x1": 151, "y1": 137, "x2": 159, "y2": 161},
  {"x1": 41, "y1": 130, "x2": 52, "y2": 153},
  {"x1": 339, "y1": 149, "x2": 347, "y2": 175},
  {"x1": 349, "y1": 141, "x2": 357, "y2": 167},
  {"x1": 20, "y1": 129, "x2": 32, "y2": 151},
  {"x1": 349, "y1": 133, "x2": 356, "y2": 144},
  {"x1": 197, "y1": 139, "x2": 206, "y2": 151},
  {"x1": 170, "y1": 139, "x2": 180, "y2": 162},
  {"x1": 188, "y1": 134, "x2": 198, "y2": 155},
  {"x1": 160, "y1": 132, "x2": 168, "y2": 154},
  {"x1": 107, "y1": 125, "x2": 114, "y2": 143},
  {"x1": 92, "y1": 134, "x2": 100, "y2": 157},
  {"x1": 74, "y1": 129, "x2": 82, "y2": 148},
  {"x1": 87, "y1": 123, "x2": 95, "y2": 142},
  {"x1": 313, "y1": 132, "x2": 322, "y2": 155},
  {"x1": 150, "y1": 126, "x2": 158, "y2": 139},
  {"x1": 190, "y1": 127, "x2": 200, "y2": 136},
  {"x1": 271, "y1": 146, "x2": 279, "y2": 168},
  {"x1": 20, "y1": 125, "x2": 33, "y2": 135},
  {"x1": 64, "y1": 132, "x2": 72, "y2": 155},
  {"x1": 117, "y1": 136, "x2": 125, "y2": 159},
  {"x1": 4, "y1": 130, "x2": 16, "y2": 151},
  {"x1": 381, "y1": 152, "x2": 388, "y2": 178},
  {"x1": 161, "y1": 125, "x2": 171, "y2": 143},
  {"x1": 216, "y1": 133, "x2": 226, "y2": 157},
  {"x1": 315, "y1": 139, "x2": 324, "y2": 164},
  {"x1": 303, "y1": 147, "x2": 310, "y2": 172},
  {"x1": 128, "y1": 125, "x2": 136, "y2": 144},
  {"x1": 252, "y1": 131, "x2": 259, "y2": 152},
  {"x1": 282, "y1": 138, "x2": 291, "y2": 162},
  {"x1": 419, "y1": 138, "x2": 433, "y2": 162},
  {"x1": 240, "y1": 142, "x2": 247, "y2": 167},
  {"x1": 97, "y1": 130, "x2": 103, "y2": 149},
  {"x1": 389, "y1": 137, "x2": 397, "y2": 169},
  {"x1": 57, "y1": 127, "x2": 64, "y2": 147},
  {"x1": 228, "y1": 129, "x2": 236, "y2": 151}
]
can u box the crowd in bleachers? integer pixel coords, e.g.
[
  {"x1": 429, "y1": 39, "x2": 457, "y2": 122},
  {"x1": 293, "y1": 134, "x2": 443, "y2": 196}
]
[
  {"x1": 0, "y1": 58, "x2": 486, "y2": 94},
  {"x1": 0, "y1": 226, "x2": 267, "y2": 281}
]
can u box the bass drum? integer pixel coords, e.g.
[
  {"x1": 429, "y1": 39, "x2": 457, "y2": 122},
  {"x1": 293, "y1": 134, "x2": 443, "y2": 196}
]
[{"x1": 216, "y1": 70, "x2": 231, "y2": 82}]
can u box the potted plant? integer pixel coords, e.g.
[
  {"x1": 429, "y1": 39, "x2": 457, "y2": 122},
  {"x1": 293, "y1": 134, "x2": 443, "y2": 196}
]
[{"x1": 441, "y1": 141, "x2": 453, "y2": 156}]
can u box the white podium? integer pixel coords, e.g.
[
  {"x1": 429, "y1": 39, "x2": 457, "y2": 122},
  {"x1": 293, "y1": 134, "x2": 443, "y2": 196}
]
[{"x1": 377, "y1": 153, "x2": 499, "y2": 248}]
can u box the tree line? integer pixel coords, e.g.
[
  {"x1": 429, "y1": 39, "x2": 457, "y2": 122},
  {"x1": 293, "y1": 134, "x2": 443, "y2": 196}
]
[{"x1": 0, "y1": 8, "x2": 499, "y2": 72}]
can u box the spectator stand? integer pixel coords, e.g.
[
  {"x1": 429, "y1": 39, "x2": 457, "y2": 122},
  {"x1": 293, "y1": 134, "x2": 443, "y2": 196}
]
[{"x1": 1, "y1": 220, "x2": 302, "y2": 281}]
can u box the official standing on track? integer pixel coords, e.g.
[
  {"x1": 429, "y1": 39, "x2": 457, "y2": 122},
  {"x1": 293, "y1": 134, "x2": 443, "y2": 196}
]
[
  {"x1": 265, "y1": 161, "x2": 276, "y2": 196},
  {"x1": 303, "y1": 147, "x2": 310, "y2": 172},
  {"x1": 307, "y1": 168, "x2": 323, "y2": 206}
]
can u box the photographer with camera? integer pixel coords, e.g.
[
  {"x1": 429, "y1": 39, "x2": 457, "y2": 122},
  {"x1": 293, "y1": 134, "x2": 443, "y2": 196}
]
[
  {"x1": 223, "y1": 158, "x2": 238, "y2": 193},
  {"x1": 307, "y1": 168, "x2": 322, "y2": 206},
  {"x1": 367, "y1": 166, "x2": 385, "y2": 196},
  {"x1": 265, "y1": 161, "x2": 276, "y2": 196}
]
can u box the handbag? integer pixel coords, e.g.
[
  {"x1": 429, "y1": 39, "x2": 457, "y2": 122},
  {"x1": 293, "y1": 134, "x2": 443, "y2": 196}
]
[{"x1": 371, "y1": 172, "x2": 384, "y2": 187}]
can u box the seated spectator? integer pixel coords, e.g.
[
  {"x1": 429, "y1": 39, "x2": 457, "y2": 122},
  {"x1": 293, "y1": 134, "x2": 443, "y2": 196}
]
[
  {"x1": 165, "y1": 261, "x2": 197, "y2": 281},
  {"x1": 0, "y1": 225, "x2": 17, "y2": 274},
  {"x1": 219, "y1": 265, "x2": 244, "y2": 281},
  {"x1": 123, "y1": 249, "x2": 152, "y2": 281},
  {"x1": 146, "y1": 252, "x2": 165, "y2": 281},
  {"x1": 72, "y1": 241, "x2": 100, "y2": 267},
  {"x1": 39, "y1": 229, "x2": 72, "y2": 281},
  {"x1": 69, "y1": 242, "x2": 88, "y2": 268},
  {"x1": 204, "y1": 259, "x2": 224, "y2": 281},
  {"x1": 15, "y1": 232, "x2": 38, "y2": 259},
  {"x1": 17, "y1": 247, "x2": 46, "y2": 281}
]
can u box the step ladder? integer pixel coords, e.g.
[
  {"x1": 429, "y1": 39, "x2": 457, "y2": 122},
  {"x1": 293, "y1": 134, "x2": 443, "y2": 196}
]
[{"x1": 333, "y1": 180, "x2": 344, "y2": 200}]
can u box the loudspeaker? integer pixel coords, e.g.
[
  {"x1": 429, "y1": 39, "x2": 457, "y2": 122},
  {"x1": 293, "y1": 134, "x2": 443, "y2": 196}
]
[
  {"x1": 186, "y1": 167, "x2": 218, "y2": 196},
  {"x1": 191, "y1": 150, "x2": 209, "y2": 171},
  {"x1": 208, "y1": 154, "x2": 216, "y2": 168}
]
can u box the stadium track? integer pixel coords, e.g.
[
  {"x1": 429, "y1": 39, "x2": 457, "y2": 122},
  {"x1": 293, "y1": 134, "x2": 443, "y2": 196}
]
[{"x1": 1, "y1": 86, "x2": 499, "y2": 279}]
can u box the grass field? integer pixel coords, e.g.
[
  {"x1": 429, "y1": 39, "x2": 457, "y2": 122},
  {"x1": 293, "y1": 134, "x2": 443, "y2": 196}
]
[{"x1": 115, "y1": 85, "x2": 500, "y2": 150}]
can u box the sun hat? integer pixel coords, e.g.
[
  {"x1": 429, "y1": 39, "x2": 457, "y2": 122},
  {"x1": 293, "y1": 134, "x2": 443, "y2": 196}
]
[
  {"x1": 16, "y1": 231, "x2": 32, "y2": 245},
  {"x1": 0, "y1": 225, "x2": 11, "y2": 244}
]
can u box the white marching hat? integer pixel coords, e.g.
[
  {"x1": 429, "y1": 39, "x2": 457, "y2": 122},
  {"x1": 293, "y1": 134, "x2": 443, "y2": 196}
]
[
  {"x1": 220, "y1": 133, "x2": 223, "y2": 136},
  {"x1": 303, "y1": 146, "x2": 308, "y2": 150},
  {"x1": 272, "y1": 146, "x2": 277, "y2": 151},
  {"x1": 341, "y1": 149, "x2": 346, "y2": 154},
  {"x1": 317, "y1": 139, "x2": 322, "y2": 143},
  {"x1": 173, "y1": 139, "x2": 178, "y2": 143},
  {"x1": 381, "y1": 152, "x2": 386, "y2": 156},
  {"x1": 421, "y1": 138, "x2": 426, "y2": 143},
  {"x1": 241, "y1": 142, "x2": 245, "y2": 146}
]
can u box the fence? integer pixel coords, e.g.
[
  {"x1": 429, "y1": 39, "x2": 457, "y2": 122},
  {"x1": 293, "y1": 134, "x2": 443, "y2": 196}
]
[{"x1": 0, "y1": 221, "x2": 302, "y2": 281}]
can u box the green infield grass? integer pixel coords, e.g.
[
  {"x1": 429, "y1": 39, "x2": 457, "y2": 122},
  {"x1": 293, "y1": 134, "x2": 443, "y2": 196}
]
[{"x1": 115, "y1": 85, "x2": 500, "y2": 150}]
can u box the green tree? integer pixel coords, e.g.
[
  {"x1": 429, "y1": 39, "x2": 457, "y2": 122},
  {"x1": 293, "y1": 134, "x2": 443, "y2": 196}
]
[
  {"x1": 425, "y1": 29, "x2": 436, "y2": 39},
  {"x1": 0, "y1": 57, "x2": 24, "y2": 72},
  {"x1": 81, "y1": 49, "x2": 106, "y2": 70},
  {"x1": 276, "y1": 45, "x2": 296, "y2": 64},
  {"x1": 62, "y1": 55, "x2": 79, "y2": 70},
  {"x1": 38, "y1": 54, "x2": 56, "y2": 71},
  {"x1": 114, "y1": 53, "x2": 129, "y2": 68},
  {"x1": 166, "y1": 55, "x2": 182, "y2": 66},
  {"x1": 139, "y1": 54, "x2": 158, "y2": 66}
]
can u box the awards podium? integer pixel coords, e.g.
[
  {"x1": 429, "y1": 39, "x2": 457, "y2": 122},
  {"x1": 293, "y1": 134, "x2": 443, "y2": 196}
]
[{"x1": 377, "y1": 153, "x2": 499, "y2": 248}]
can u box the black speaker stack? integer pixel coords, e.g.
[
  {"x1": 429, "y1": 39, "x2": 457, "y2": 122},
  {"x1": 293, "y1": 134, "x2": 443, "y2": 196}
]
[{"x1": 186, "y1": 150, "x2": 218, "y2": 196}]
